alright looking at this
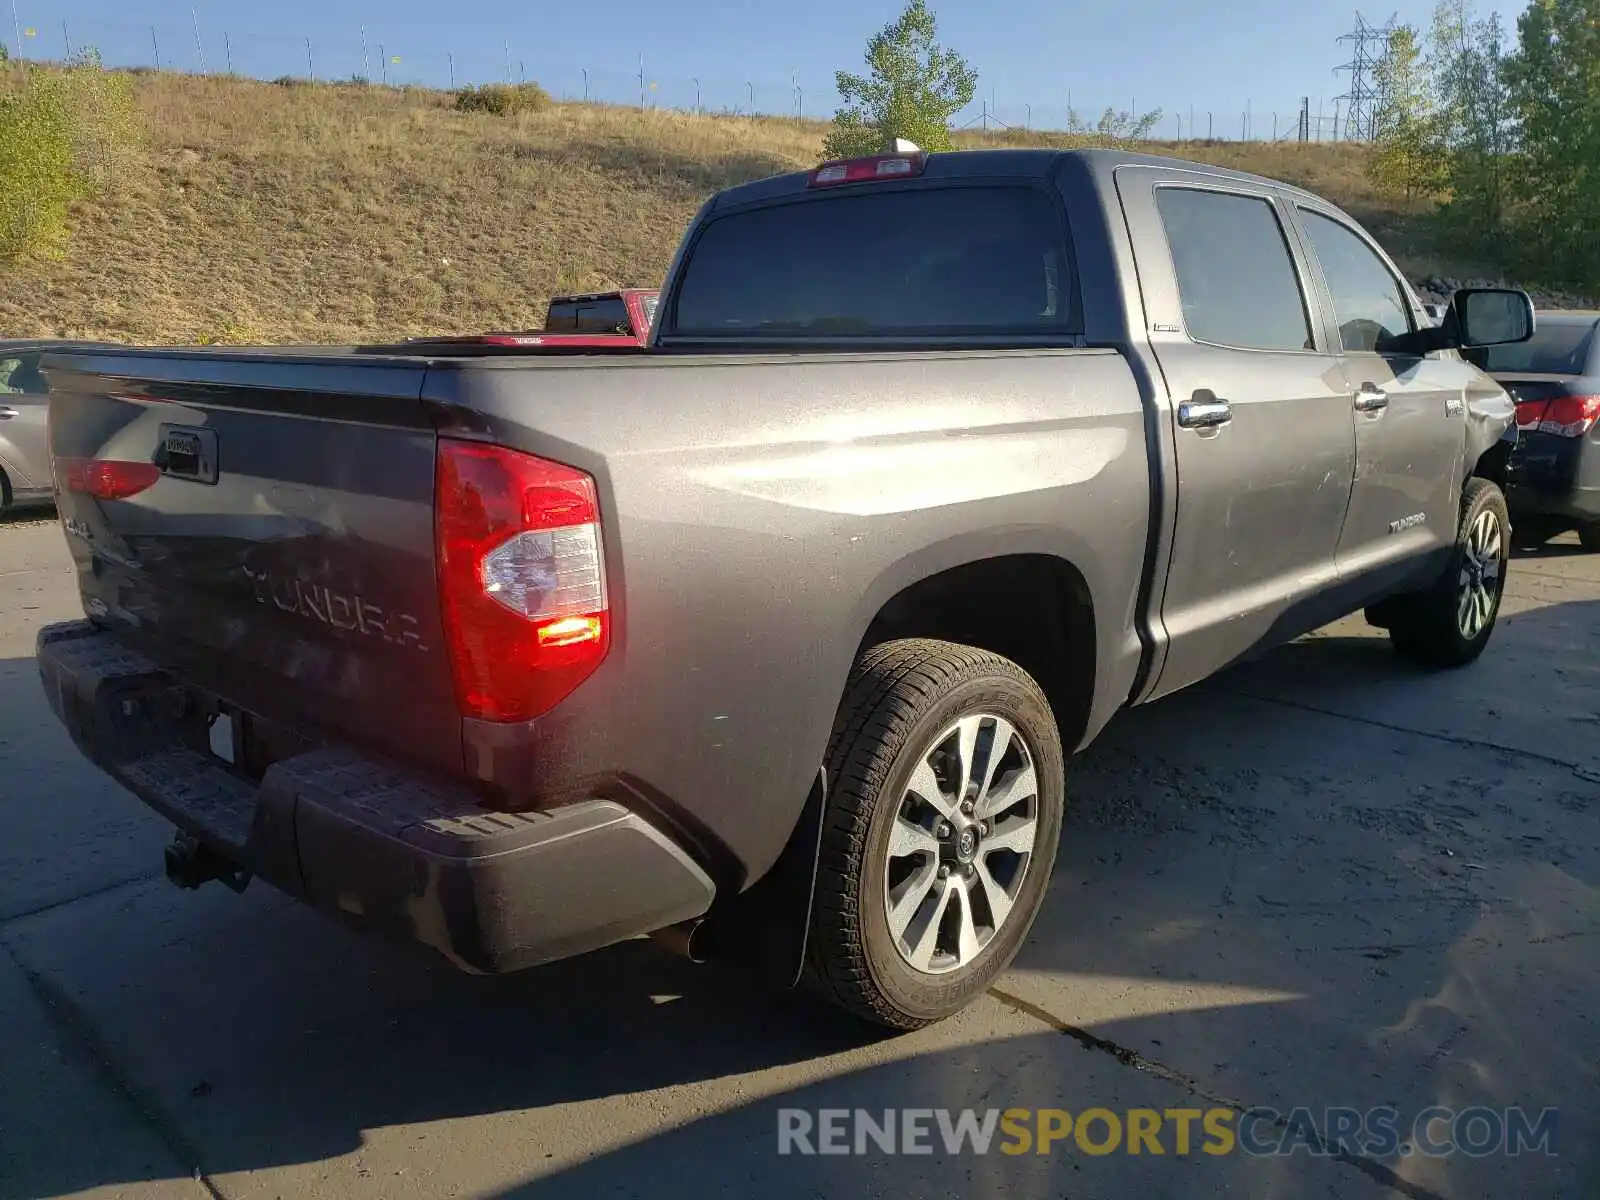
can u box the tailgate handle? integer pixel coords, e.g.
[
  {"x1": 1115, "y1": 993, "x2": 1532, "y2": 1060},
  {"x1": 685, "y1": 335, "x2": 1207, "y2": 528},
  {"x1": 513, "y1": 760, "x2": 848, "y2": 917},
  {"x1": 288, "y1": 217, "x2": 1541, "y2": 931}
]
[
  {"x1": 155, "y1": 424, "x2": 219, "y2": 485},
  {"x1": 0, "y1": 406, "x2": 16, "y2": 420}
]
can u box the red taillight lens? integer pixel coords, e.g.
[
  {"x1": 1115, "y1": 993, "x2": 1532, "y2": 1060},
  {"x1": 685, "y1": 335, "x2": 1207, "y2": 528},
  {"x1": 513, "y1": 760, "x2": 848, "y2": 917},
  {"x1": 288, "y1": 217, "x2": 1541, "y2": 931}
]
[
  {"x1": 434, "y1": 439, "x2": 610, "y2": 723},
  {"x1": 53, "y1": 457, "x2": 161, "y2": 500},
  {"x1": 808, "y1": 153, "x2": 926, "y2": 187},
  {"x1": 1530, "y1": 395, "x2": 1600, "y2": 438}
]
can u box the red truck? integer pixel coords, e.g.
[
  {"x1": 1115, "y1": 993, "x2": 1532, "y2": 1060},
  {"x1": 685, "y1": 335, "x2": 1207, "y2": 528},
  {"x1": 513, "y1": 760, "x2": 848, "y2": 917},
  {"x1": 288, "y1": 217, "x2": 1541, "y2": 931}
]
[{"x1": 404, "y1": 289, "x2": 659, "y2": 351}]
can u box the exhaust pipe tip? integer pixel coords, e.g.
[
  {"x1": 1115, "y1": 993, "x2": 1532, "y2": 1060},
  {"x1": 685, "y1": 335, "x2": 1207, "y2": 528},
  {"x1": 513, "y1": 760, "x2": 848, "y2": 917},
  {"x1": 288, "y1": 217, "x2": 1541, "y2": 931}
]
[{"x1": 649, "y1": 918, "x2": 711, "y2": 964}]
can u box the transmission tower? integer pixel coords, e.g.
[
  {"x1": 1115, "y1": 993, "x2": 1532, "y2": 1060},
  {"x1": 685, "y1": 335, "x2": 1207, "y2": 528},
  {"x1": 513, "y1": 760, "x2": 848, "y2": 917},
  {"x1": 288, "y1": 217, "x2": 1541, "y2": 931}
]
[{"x1": 1334, "y1": 11, "x2": 1398, "y2": 142}]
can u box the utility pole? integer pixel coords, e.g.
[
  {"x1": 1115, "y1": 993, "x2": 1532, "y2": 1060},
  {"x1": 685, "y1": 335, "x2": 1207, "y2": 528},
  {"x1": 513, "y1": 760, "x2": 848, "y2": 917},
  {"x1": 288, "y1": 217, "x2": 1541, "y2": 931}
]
[
  {"x1": 746, "y1": 80, "x2": 753, "y2": 112},
  {"x1": 223, "y1": 31, "x2": 231, "y2": 74},
  {"x1": 638, "y1": 53, "x2": 646, "y2": 110},
  {"x1": 305, "y1": 37, "x2": 313, "y2": 81},
  {"x1": 361, "y1": 25, "x2": 369, "y2": 81},
  {"x1": 503, "y1": 40, "x2": 510, "y2": 85},
  {"x1": 448, "y1": 53, "x2": 454, "y2": 89},
  {"x1": 379, "y1": 43, "x2": 386, "y2": 86},
  {"x1": 61, "y1": 19, "x2": 71, "y2": 57},
  {"x1": 191, "y1": 7, "x2": 205, "y2": 73},
  {"x1": 151, "y1": 26, "x2": 160, "y2": 70},
  {"x1": 10, "y1": 0, "x2": 22, "y2": 61}
]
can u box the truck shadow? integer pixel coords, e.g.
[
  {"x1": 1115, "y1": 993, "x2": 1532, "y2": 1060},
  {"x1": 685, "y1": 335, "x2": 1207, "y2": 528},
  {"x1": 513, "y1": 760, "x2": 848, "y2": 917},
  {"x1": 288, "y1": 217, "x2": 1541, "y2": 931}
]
[{"x1": 1, "y1": 601, "x2": 1597, "y2": 1197}]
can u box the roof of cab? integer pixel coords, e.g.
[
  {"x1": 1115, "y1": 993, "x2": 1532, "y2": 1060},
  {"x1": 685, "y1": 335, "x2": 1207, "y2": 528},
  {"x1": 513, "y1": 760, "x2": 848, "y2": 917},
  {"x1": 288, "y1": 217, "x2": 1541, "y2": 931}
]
[{"x1": 706, "y1": 147, "x2": 1328, "y2": 212}]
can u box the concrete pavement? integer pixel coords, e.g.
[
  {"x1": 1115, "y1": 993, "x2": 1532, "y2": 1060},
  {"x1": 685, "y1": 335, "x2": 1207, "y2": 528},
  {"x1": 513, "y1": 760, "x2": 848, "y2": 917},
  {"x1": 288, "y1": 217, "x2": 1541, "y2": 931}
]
[{"x1": 1, "y1": 513, "x2": 1596, "y2": 1199}]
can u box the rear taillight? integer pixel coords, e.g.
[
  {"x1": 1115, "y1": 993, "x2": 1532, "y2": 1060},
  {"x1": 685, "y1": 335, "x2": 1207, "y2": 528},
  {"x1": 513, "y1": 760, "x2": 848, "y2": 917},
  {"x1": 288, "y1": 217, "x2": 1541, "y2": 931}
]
[
  {"x1": 1529, "y1": 395, "x2": 1600, "y2": 438},
  {"x1": 52, "y1": 457, "x2": 161, "y2": 500},
  {"x1": 434, "y1": 439, "x2": 610, "y2": 723}
]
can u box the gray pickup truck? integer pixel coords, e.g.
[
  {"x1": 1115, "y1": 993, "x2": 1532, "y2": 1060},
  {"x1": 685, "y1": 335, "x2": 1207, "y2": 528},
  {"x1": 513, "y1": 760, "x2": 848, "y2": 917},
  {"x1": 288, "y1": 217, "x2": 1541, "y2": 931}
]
[{"x1": 37, "y1": 148, "x2": 1533, "y2": 1029}]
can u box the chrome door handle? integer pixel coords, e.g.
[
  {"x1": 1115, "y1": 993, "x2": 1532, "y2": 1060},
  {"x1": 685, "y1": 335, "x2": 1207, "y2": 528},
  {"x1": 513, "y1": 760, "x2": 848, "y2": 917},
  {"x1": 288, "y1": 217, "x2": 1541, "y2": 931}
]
[
  {"x1": 1354, "y1": 386, "x2": 1389, "y2": 412},
  {"x1": 0, "y1": 406, "x2": 17, "y2": 420},
  {"x1": 1177, "y1": 398, "x2": 1233, "y2": 429}
]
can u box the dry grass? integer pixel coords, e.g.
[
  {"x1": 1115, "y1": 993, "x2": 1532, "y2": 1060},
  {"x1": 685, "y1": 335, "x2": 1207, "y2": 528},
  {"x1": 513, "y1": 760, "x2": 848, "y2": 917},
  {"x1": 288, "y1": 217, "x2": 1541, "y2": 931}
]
[{"x1": 0, "y1": 71, "x2": 1451, "y2": 345}]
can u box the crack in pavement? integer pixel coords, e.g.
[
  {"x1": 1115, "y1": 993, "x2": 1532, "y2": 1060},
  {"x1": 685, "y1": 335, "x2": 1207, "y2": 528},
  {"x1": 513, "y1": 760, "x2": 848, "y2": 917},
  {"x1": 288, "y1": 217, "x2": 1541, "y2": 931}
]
[
  {"x1": 1, "y1": 936, "x2": 225, "y2": 1200},
  {"x1": 987, "y1": 985, "x2": 1449, "y2": 1200},
  {"x1": 1222, "y1": 687, "x2": 1595, "y2": 778},
  {"x1": 0, "y1": 870, "x2": 160, "y2": 928}
]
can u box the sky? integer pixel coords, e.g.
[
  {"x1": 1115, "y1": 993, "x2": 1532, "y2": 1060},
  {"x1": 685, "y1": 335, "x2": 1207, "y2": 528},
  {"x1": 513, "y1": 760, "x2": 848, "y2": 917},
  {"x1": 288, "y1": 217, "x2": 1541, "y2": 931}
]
[{"x1": 4, "y1": 0, "x2": 1530, "y2": 137}]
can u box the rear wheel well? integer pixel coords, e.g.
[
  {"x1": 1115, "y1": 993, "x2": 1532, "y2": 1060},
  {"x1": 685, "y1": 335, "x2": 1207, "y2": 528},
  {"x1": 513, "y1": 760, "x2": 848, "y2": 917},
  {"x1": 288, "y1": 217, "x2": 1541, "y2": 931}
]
[
  {"x1": 857, "y1": 554, "x2": 1096, "y2": 753},
  {"x1": 0, "y1": 466, "x2": 10, "y2": 512}
]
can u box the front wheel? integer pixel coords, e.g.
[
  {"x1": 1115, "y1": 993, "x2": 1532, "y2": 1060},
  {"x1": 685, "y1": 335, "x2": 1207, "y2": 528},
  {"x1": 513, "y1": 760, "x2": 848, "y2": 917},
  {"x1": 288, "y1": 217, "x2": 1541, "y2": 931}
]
[
  {"x1": 1387, "y1": 477, "x2": 1510, "y2": 668},
  {"x1": 803, "y1": 639, "x2": 1065, "y2": 1030}
]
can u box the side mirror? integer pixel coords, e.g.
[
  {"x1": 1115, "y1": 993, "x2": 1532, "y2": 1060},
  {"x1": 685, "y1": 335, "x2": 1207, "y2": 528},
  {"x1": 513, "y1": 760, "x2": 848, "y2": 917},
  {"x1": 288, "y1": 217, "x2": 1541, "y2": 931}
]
[{"x1": 1446, "y1": 288, "x2": 1536, "y2": 349}]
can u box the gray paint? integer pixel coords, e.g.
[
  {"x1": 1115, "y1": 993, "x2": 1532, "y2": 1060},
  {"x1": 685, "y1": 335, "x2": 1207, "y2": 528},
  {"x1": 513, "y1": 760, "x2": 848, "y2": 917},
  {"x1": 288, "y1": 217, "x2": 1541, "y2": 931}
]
[{"x1": 40, "y1": 148, "x2": 1518, "y2": 907}]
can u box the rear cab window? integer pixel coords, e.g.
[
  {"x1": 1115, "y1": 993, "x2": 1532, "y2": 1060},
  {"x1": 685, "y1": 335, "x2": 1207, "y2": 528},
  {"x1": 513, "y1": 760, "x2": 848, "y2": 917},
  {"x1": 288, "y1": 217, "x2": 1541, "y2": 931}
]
[{"x1": 668, "y1": 186, "x2": 1075, "y2": 339}]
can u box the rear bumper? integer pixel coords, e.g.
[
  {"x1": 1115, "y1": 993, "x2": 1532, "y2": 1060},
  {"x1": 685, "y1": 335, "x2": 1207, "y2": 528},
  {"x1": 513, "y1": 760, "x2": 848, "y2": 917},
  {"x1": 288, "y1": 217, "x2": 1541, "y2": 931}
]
[
  {"x1": 36, "y1": 620, "x2": 715, "y2": 973},
  {"x1": 1507, "y1": 433, "x2": 1600, "y2": 523}
]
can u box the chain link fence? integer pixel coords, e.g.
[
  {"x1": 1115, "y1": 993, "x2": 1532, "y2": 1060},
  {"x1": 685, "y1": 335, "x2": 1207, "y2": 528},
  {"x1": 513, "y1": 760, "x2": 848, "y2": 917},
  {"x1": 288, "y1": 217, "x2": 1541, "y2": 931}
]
[{"x1": 4, "y1": 12, "x2": 1361, "y2": 142}]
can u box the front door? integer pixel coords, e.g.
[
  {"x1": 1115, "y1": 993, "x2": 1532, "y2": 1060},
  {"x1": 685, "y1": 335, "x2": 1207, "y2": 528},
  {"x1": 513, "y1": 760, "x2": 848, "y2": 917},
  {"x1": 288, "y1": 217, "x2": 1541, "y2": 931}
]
[
  {"x1": 1120, "y1": 173, "x2": 1357, "y2": 699},
  {"x1": 1295, "y1": 207, "x2": 1469, "y2": 587}
]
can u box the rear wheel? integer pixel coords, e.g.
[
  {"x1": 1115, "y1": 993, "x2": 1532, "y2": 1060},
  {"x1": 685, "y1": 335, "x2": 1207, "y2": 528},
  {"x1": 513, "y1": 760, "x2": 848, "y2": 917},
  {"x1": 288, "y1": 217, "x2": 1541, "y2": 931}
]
[
  {"x1": 803, "y1": 639, "x2": 1065, "y2": 1030},
  {"x1": 1387, "y1": 478, "x2": 1509, "y2": 668},
  {"x1": 1579, "y1": 523, "x2": 1600, "y2": 553}
]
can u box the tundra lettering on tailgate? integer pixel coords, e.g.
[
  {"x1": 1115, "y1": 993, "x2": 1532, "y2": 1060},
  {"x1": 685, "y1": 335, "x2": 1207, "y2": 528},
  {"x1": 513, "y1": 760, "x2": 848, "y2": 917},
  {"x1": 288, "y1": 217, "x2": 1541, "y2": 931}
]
[{"x1": 242, "y1": 565, "x2": 428, "y2": 650}]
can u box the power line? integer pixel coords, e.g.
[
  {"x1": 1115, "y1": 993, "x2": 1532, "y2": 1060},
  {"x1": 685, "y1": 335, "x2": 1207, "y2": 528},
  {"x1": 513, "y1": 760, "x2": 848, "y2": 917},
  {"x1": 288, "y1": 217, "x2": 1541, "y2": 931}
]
[{"x1": 1334, "y1": 10, "x2": 1398, "y2": 142}]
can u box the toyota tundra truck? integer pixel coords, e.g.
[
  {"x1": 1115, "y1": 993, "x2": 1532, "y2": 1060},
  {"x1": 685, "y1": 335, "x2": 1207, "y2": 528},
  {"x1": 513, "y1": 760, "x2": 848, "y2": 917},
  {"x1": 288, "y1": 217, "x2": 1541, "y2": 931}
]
[{"x1": 36, "y1": 148, "x2": 1532, "y2": 1029}]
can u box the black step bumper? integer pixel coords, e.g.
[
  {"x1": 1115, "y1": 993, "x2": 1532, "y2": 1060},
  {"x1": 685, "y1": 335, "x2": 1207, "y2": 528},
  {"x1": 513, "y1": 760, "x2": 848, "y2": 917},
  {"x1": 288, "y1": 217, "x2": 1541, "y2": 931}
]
[{"x1": 36, "y1": 621, "x2": 716, "y2": 973}]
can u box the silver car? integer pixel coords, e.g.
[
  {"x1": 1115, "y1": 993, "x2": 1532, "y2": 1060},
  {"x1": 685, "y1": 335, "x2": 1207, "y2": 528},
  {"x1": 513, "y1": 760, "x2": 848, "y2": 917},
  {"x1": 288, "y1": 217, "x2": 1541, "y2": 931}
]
[{"x1": 0, "y1": 340, "x2": 111, "y2": 513}]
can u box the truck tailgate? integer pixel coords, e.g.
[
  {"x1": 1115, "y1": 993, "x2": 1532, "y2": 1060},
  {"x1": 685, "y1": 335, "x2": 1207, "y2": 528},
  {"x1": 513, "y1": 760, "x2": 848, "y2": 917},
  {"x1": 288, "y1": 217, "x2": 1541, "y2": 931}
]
[{"x1": 44, "y1": 351, "x2": 463, "y2": 775}]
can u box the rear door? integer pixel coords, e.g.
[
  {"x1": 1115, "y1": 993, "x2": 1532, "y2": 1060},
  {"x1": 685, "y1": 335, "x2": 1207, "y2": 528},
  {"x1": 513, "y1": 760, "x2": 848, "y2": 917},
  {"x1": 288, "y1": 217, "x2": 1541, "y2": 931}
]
[
  {"x1": 1117, "y1": 168, "x2": 1357, "y2": 699},
  {"x1": 1294, "y1": 206, "x2": 1471, "y2": 584}
]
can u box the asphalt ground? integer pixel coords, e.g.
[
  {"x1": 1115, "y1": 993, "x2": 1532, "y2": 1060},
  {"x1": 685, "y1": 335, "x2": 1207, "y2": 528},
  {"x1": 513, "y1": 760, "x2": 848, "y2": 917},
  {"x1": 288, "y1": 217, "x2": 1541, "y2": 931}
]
[{"x1": 2, "y1": 511, "x2": 1596, "y2": 1199}]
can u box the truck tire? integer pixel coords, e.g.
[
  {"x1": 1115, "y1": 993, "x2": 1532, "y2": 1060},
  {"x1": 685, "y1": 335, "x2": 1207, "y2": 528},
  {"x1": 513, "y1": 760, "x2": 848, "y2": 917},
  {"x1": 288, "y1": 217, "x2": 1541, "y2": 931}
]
[
  {"x1": 1579, "y1": 523, "x2": 1600, "y2": 553},
  {"x1": 1387, "y1": 477, "x2": 1510, "y2": 668},
  {"x1": 803, "y1": 639, "x2": 1065, "y2": 1029}
]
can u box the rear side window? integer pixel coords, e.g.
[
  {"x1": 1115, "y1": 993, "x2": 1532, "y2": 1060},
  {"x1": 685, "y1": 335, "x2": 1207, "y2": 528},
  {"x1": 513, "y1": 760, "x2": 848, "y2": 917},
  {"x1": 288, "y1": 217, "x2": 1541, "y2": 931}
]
[
  {"x1": 1300, "y1": 210, "x2": 1415, "y2": 353},
  {"x1": 670, "y1": 186, "x2": 1072, "y2": 338},
  {"x1": 1156, "y1": 188, "x2": 1315, "y2": 353},
  {"x1": 1482, "y1": 319, "x2": 1598, "y2": 374},
  {"x1": 0, "y1": 354, "x2": 46, "y2": 394}
]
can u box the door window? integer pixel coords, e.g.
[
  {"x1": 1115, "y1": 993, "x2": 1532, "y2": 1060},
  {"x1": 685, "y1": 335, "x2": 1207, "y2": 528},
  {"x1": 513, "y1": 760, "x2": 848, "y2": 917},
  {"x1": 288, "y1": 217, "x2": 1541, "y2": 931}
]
[
  {"x1": 1300, "y1": 211, "x2": 1414, "y2": 354},
  {"x1": 1155, "y1": 187, "x2": 1315, "y2": 353}
]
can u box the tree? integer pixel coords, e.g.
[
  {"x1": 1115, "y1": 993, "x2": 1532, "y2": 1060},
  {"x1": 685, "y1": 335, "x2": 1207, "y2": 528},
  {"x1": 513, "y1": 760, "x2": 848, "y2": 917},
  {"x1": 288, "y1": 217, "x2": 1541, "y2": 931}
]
[
  {"x1": 1369, "y1": 25, "x2": 1445, "y2": 199},
  {"x1": 1505, "y1": 0, "x2": 1600, "y2": 288},
  {"x1": 824, "y1": 0, "x2": 977, "y2": 159},
  {"x1": 1065, "y1": 105, "x2": 1163, "y2": 146},
  {"x1": 1428, "y1": 0, "x2": 1516, "y2": 253}
]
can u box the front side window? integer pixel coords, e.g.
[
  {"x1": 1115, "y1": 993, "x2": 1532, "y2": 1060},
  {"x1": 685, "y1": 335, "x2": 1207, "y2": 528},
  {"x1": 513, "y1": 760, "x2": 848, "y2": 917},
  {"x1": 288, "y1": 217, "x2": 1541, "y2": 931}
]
[
  {"x1": 1155, "y1": 187, "x2": 1315, "y2": 353},
  {"x1": 1300, "y1": 210, "x2": 1415, "y2": 354}
]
